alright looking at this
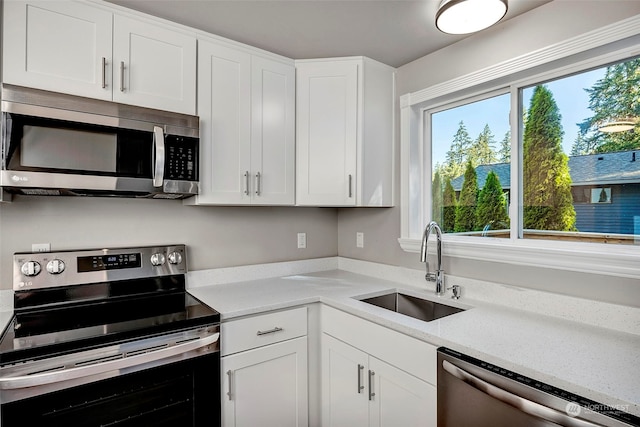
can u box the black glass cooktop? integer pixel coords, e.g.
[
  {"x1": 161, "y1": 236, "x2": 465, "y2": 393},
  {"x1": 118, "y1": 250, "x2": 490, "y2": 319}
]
[{"x1": 0, "y1": 276, "x2": 219, "y2": 365}]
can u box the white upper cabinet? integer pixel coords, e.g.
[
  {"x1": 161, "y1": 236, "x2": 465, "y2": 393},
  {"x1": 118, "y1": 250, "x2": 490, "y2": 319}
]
[
  {"x1": 190, "y1": 39, "x2": 295, "y2": 206},
  {"x1": 3, "y1": 1, "x2": 196, "y2": 115},
  {"x1": 296, "y1": 57, "x2": 395, "y2": 207},
  {"x1": 2, "y1": 1, "x2": 113, "y2": 100},
  {"x1": 112, "y1": 15, "x2": 196, "y2": 114}
]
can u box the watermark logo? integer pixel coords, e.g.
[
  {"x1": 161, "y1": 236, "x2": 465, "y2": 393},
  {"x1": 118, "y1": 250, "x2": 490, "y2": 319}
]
[
  {"x1": 566, "y1": 402, "x2": 630, "y2": 417},
  {"x1": 566, "y1": 402, "x2": 581, "y2": 417}
]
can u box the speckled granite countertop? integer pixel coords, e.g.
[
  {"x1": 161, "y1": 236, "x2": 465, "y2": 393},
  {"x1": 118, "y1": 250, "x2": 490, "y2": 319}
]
[{"x1": 188, "y1": 269, "x2": 640, "y2": 418}]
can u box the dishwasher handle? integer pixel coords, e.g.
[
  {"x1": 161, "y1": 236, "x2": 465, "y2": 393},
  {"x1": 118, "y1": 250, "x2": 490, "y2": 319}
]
[{"x1": 442, "y1": 360, "x2": 603, "y2": 427}]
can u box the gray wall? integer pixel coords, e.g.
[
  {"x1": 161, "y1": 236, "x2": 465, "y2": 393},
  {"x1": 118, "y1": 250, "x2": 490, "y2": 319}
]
[
  {"x1": 0, "y1": 197, "x2": 338, "y2": 289},
  {"x1": 337, "y1": 0, "x2": 640, "y2": 308}
]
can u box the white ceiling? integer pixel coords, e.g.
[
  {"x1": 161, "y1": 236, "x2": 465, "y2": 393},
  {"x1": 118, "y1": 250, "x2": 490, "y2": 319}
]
[{"x1": 107, "y1": 0, "x2": 552, "y2": 68}]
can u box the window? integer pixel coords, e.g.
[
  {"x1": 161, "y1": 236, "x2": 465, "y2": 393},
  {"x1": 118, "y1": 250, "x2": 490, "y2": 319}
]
[
  {"x1": 519, "y1": 59, "x2": 639, "y2": 243},
  {"x1": 425, "y1": 58, "x2": 639, "y2": 245},
  {"x1": 431, "y1": 93, "x2": 511, "y2": 237},
  {"x1": 399, "y1": 17, "x2": 640, "y2": 277}
]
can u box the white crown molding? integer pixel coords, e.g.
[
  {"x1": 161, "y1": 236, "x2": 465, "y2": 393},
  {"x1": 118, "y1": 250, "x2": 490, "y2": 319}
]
[{"x1": 407, "y1": 14, "x2": 640, "y2": 107}]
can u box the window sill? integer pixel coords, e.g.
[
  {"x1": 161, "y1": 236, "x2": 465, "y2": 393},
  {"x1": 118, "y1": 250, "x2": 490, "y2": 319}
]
[{"x1": 398, "y1": 236, "x2": 640, "y2": 279}]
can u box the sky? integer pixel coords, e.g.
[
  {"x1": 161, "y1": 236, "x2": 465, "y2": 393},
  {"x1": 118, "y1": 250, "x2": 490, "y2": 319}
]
[{"x1": 431, "y1": 68, "x2": 606, "y2": 167}]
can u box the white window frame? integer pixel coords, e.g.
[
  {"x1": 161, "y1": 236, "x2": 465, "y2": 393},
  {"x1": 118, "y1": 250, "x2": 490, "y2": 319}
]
[{"x1": 398, "y1": 15, "x2": 640, "y2": 279}]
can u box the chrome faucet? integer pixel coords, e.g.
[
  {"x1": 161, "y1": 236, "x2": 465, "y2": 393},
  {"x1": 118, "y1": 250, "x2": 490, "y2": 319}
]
[{"x1": 420, "y1": 221, "x2": 445, "y2": 295}]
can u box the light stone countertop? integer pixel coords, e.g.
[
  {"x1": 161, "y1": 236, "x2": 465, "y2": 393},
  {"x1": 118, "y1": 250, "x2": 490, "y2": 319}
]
[{"x1": 187, "y1": 269, "x2": 640, "y2": 418}]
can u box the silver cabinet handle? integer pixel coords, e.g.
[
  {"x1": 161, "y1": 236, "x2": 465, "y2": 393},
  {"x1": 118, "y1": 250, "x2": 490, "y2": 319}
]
[
  {"x1": 256, "y1": 327, "x2": 283, "y2": 336},
  {"x1": 152, "y1": 126, "x2": 165, "y2": 188},
  {"x1": 368, "y1": 370, "x2": 375, "y2": 400},
  {"x1": 101, "y1": 57, "x2": 107, "y2": 89},
  {"x1": 442, "y1": 360, "x2": 601, "y2": 427},
  {"x1": 244, "y1": 171, "x2": 250, "y2": 195},
  {"x1": 255, "y1": 172, "x2": 261, "y2": 196},
  {"x1": 348, "y1": 174, "x2": 353, "y2": 198},
  {"x1": 226, "y1": 370, "x2": 233, "y2": 400},
  {"x1": 120, "y1": 61, "x2": 125, "y2": 92},
  {"x1": 0, "y1": 332, "x2": 219, "y2": 390},
  {"x1": 357, "y1": 364, "x2": 364, "y2": 393}
]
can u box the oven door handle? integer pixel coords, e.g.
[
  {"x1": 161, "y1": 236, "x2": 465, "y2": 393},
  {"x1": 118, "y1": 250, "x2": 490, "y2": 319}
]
[
  {"x1": 442, "y1": 360, "x2": 602, "y2": 427},
  {"x1": 0, "y1": 332, "x2": 219, "y2": 390}
]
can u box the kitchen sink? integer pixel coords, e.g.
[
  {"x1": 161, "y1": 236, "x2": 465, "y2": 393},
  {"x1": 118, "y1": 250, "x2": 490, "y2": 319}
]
[{"x1": 359, "y1": 292, "x2": 465, "y2": 322}]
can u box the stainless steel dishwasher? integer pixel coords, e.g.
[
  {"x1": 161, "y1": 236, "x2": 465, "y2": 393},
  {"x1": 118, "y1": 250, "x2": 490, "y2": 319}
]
[{"x1": 437, "y1": 347, "x2": 640, "y2": 427}]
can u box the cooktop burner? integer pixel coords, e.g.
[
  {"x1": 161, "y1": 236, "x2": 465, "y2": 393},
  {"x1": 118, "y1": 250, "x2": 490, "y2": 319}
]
[{"x1": 0, "y1": 245, "x2": 219, "y2": 365}]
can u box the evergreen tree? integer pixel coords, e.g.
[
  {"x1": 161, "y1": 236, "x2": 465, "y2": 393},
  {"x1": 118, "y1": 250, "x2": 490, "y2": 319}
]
[
  {"x1": 498, "y1": 131, "x2": 511, "y2": 163},
  {"x1": 432, "y1": 171, "x2": 444, "y2": 227},
  {"x1": 469, "y1": 124, "x2": 498, "y2": 166},
  {"x1": 575, "y1": 58, "x2": 640, "y2": 154},
  {"x1": 442, "y1": 121, "x2": 472, "y2": 181},
  {"x1": 442, "y1": 178, "x2": 457, "y2": 233},
  {"x1": 523, "y1": 85, "x2": 576, "y2": 231},
  {"x1": 454, "y1": 162, "x2": 478, "y2": 233},
  {"x1": 475, "y1": 171, "x2": 509, "y2": 231}
]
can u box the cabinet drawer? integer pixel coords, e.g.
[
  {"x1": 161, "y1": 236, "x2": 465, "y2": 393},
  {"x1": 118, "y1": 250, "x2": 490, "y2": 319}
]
[{"x1": 221, "y1": 307, "x2": 307, "y2": 356}]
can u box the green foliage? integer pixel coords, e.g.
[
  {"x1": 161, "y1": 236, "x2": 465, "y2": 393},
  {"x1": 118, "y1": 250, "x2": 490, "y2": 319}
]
[
  {"x1": 454, "y1": 162, "x2": 478, "y2": 232},
  {"x1": 440, "y1": 121, "x2": 472, "y2": 181},
  {"x1": 498, "y1": 131, "x2": 511, "y2": 163},
  {"x1": 523, "y1": 85, "x2": 576, "y2": 231},
  {"x1": 469, "y1": 124, "x2": 498, "y2": 166},
  {"x1": 442, "y1": 178, "x2": 457, "y2": 233},
  {"x1": 432, "y1": 171, "x2": 444, "y2": 226},
  {"x1": 573, "y1": 58, "x2": 640, "y2": 154},
  {"x1": 475, "y1": 171, "x2": 509, "y2": 231}
]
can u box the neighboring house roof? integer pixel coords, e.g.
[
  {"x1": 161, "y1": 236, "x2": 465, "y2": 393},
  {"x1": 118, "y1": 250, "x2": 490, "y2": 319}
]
[{"x1": 450, "y1": 150, "x2": 640, "y2": 191}]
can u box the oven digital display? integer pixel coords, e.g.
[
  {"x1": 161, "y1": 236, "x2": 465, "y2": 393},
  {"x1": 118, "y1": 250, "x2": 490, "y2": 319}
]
[{"x1": 77, "y1": 253, "x2": 142, "y2": 272}]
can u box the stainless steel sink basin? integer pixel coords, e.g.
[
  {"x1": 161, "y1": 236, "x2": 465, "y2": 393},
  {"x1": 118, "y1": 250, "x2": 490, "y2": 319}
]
[{"x1": 359, "y1": 292, "x2": 464, "y2": 322}]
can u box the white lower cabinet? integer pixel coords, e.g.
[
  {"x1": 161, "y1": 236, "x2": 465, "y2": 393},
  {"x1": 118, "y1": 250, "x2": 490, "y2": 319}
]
[
  {"x1": 321, "y1": 334, "x2": 435, "y2": 427},
  {"x1": 321, "y1": 306, "x2": 437, "y2": 427},
  {"x1": 221, "y1": 307, "x2": 308, "y2": 427},
  {"x1": 222, "y1": 337, "x2": 308, "y2": 427}
]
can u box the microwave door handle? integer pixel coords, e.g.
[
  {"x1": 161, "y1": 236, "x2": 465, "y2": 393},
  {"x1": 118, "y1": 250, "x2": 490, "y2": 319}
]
[
  {"x1": 441, "y1": 360, "x2": 602, "y2": 427},
  {"x1": 153, "y1": 126, "x2": 165, "y2": 188}
]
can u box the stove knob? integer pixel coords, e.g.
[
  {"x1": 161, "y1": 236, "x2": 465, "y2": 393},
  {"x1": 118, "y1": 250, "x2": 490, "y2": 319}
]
[
  {"x1": 150, "y1": 253, "x2": 166, "y2": 266},
  {"x1": 46, "y1": 259, "x2": 66, "y2": 275},
  {"x1": 21, "y1": 261, "x2": 41, "y2": 277},
  {"x1": 168, "y1": 251, "x2": 183, "y2": 265}
]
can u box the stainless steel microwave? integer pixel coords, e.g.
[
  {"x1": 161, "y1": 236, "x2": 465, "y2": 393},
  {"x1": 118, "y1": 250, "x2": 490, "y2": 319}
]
[{"x1": 0, "y1": 85, "x2": 199, "y2": 199}]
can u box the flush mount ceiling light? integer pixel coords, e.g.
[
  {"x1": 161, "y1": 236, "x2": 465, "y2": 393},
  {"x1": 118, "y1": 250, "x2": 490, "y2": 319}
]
[
  {"x1": 436, "y1": 0, "x2": 508, "y2": 35},
  {"x1": 598, "y1": 117, "x2": 637, "y2": 133}
]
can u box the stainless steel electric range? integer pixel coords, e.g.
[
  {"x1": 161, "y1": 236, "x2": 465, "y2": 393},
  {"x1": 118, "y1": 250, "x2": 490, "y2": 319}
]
[{"x1": 0, "y1": 244, "x2": 221, "y2": 426}]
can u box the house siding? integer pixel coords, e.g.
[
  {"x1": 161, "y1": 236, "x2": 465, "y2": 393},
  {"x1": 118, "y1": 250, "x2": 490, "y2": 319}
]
[{"x1": 574, "y1": 184, "x2": 640, "y2": 235}]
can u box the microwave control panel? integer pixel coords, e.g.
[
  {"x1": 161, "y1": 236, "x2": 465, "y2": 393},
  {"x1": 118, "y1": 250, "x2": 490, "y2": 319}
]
[{"x1": 165, "y1": 136, "x2": 198, "y2": 181}]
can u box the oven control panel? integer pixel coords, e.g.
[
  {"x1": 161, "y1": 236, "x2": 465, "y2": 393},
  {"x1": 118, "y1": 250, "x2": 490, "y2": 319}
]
[{"x1": 13, "y1": 245, "x2": 187, "y2": 291}]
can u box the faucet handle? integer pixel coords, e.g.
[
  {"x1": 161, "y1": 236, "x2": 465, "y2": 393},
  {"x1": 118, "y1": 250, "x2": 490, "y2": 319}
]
[{"x1": 447, "y1": 285, "x2": 461, "y2": 300}]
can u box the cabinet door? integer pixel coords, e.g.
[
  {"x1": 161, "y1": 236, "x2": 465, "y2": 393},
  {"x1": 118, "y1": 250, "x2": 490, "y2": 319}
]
[
  {"x1": 368, "y1": 357, "x2": 436, "y2": 427},
  {"x1": 112, "y1": 15, "x2": 196, "y2": 114},
  {"x1": 222, "y1": 337, "x2": 308, "y2": 427},
  {"x1": 296, "y1": 61, "x2": 358, "y2": 206},
  {"x1": 251, "y1": 56, "x2": 295, "y2": 205},
  {"x1": 195, "y1": 40, "x2": 252, "y2": 205},
  {"x1": 3, "y1": 0, "x2": 112, "y2": 100},
  {"x1": 321, "y1": 334, "x2": 368, "y2": 427}
]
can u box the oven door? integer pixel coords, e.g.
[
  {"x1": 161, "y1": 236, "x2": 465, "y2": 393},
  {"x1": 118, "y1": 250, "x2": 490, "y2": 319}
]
[
  {"x1": 1, "y1": 353, "x2": 219, "y2": 426},
  {"x1": 0, "y1": 326, "x2": 220, "y2": 427}
]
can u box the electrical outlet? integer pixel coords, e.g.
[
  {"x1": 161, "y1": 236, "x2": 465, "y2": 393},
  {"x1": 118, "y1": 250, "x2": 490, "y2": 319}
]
[
  {"x1": 32, "y1": 243, "x2": 51, "y2": 253},
  {"x1": 297, "y1": 233, "x2": 307, "y2": 249},
  {"x1": 356, "y1": 232, "x2": 364, "y2": 248}
]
